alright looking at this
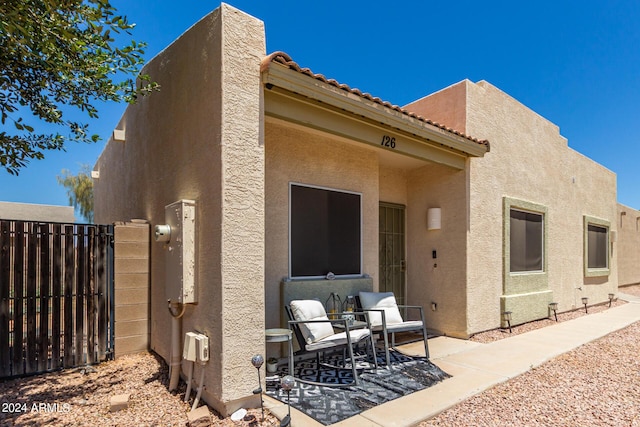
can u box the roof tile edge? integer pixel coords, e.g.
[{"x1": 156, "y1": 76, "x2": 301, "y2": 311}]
[{"x1": 261, "y1": 51, "x2": 489, "y2": 149}]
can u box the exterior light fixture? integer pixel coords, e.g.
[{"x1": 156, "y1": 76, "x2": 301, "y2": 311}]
[
  {"x1": 251, "y1": 354, "x2": 264, "y2": 421},
  {"x1": 280, "y1": 375, "x2": 296, "y2": 427},
  {"x1": 502, "y1": 311, "x2": 512, "y2": 333},
  {"x1": 112, "y1": 128, "x2": 126, "y2": 142},
  {"x1": 581, "y1": 297, "x2": 589, "y2": 313},
  {"x1": 549, "y1": 302, "x2": 559, "y2": 322},
  {"x1": 427, "y1": 208, "x2": 442, "y2": 230},
  {"x1": 608, "y1": 293, "x2": 615, "y2": 308}
]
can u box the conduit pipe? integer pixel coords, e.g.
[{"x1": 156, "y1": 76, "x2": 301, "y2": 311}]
[
  {"x1": 168, "y1": 300, "x2": 186, "y2": 391},
  {"x1": 191, "y1": 362, "x2": 206, "y2": 411},
  {"x1": 184, "y1": 361, "x2": 194, "y2": 402}
]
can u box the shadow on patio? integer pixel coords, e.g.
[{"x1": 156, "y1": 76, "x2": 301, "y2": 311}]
[{"x1": 264, "y1": 335, "x2": 449, "y2": 426}]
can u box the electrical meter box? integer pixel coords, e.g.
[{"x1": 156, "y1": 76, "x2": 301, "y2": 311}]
[{"x1": 164, "y1": 199, "x2": 197, "y2": 304}]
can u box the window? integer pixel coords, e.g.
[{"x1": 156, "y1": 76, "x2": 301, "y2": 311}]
[
  {"x1": 510, "y1": 209, "x2": 544, "y2": 272},
  {"x1": 583, "y1": 216, "x2": 610, "y2": 277},
  {"x1": 289, "y1": 184, "x2": 362, "y2": 278},
  {"x1": 587, "y1": 224, "x2": 608, "y2": 269}
]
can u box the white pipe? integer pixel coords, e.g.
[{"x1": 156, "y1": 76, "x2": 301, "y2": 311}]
[
  {"x1": 168, "y1": 301, "x2": 186, "y2": 392},
  {"x1": 184, "y1": 361, "x2": 194, "y2": 402},
  {"x1": 191, "y1": 363, "x2": 206, "y2": 411}
]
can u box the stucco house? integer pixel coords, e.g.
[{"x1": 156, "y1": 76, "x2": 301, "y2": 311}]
[{"x1": 93, "y1": 3, "x2": 639, "y2": 415}]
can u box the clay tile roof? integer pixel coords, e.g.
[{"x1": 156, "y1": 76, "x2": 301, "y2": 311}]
[{"x1": 261, "y1": 51, "x2": 489, "y2": 148}]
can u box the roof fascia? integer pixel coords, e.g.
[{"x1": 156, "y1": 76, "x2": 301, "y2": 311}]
[
  {"x1": 265, "y1": 89, "x2": 467, "y2": 170},
  {"x1": 262, "y1": 62, "x2": 488, "y2": 158}
]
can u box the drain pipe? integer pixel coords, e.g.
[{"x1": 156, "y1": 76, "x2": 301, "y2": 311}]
[{"x1": 168, "y1": 300, "x2": 186, "y2": 392}]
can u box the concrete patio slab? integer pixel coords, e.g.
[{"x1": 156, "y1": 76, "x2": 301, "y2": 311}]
[{"x1": 397, "y1": 335, "x2": 484, "y2": 360}]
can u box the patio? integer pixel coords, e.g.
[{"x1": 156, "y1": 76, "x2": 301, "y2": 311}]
[
  {"x1": 264, "y1": 291, "x2": 640, "y2": 426},
  {"x1": 265, "y1": 347, "x2": 449, "y2": 425}
]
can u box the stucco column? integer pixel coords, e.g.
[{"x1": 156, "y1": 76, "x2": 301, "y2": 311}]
[{"x1": 210, "y1": 4, "x2": 266, "y2": 412}]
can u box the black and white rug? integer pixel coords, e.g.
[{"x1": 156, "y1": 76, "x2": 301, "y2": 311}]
[{"x1": 265, "y1": 350, "x2": 450, "y2": 425}]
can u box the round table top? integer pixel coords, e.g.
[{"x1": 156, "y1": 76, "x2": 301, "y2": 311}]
[{"x1": 265, "y1": 328, "x2": 292, "y2": 342}]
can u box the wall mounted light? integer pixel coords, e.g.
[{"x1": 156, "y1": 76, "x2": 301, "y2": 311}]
[
  {"x1": 581, "y1": 297, "x2": 589, "y2": 313},
  {"x1": 608, "y1": 293, "x2": 615, "y2": 308},
  {"x1": 502, "y1": 311, "x2": 512, "y2": 333},
  {"x1": 549, "y1": 302, "x2": 558, "y2": 322},
  {"x1": 427, "y1": 208, "x2": 441, "y2": 230}
]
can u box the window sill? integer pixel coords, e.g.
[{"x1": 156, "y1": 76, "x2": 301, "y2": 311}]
[
  {"x1": 585, "y1": 268, "x2": 610, "y2": 278},
  {"x1": 509, "y1": 270, "x2": 545, "y2": 276}
]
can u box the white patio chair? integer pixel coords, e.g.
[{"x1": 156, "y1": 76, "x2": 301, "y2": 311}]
[
  {"x1": 286, "y1": 299, "x2": 377, "y2": 386},
  {"x1": 358, "y1": 291, "x2": 430, "y2": 366}
]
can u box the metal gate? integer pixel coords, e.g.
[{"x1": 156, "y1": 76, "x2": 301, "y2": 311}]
[
  {"x1": 379, "y1": 203, "x2": 406, "y2": 305},
  {"x1": 0, "y1": 220, "x2": 114, "y2": 378}
]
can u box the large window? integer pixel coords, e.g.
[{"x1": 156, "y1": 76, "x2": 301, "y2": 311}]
[
  {"x1": 289, "y1": 184, "x2": 362, "y2": 278},
  {"x1": 510, "y1": 209, "x2": 544, "y2": 272}
]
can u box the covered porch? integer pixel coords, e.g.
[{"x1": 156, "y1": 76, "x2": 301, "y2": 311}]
[{"x1": 261, "y1": 52, "x2": 489, "y2": 341}]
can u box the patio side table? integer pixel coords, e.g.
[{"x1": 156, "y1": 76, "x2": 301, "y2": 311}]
[{"x1": 265, "y1": 328, "x2": 294, "y2": 376}]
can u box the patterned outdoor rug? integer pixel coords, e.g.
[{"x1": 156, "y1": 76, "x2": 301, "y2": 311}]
[{"x1": 265, "y1": 350, "x2": 450, "y2": 425}]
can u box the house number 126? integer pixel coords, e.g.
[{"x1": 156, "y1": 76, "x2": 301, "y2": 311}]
[{"x1": 380, "y1": 135, "x2": 396, "y2": 149}]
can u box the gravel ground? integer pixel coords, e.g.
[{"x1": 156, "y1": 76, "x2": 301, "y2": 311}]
[
  {"x1": 0, "y1": 351, "x2": 278, "y2": 426},
  {"x1": 470, "y1": 299, "x2": 627, "y2": 344},
  {"x1": 421, "y1": 285, "x2": 640, "y2": 427},
  {"x1": 2, "y1": 286, "x2": 638, "y2": 426}
]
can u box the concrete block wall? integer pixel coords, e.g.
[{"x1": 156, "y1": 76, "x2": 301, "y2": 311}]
[{"x1": 113, "y1": 221, "x2": 150, "y2": 357}]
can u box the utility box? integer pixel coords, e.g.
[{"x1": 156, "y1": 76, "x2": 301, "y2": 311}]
[
  {"x1": 183, "y1": 332, "x2": 199, "y2": 362},
  {"x1": 163, "y1": 199, "x2": 197, "y2": 304}
]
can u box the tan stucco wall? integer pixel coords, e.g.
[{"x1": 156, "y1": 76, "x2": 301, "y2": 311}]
[
  {"x1": 405, "y1": 82, "x2": 468, "y2": 135},
  {"x1": 406, "y1": 163, "x2": 469, "y2": 337},
  {"x1": 465, "y1": 81, "x2": 617, "y2": 333},
  {"x1": 379, "y1": 164, "x2": 408, "y2": 205},
  {"x1": 618, "y1": 203, "x2": 640, "y2": 286},
  {"x1": 408, "y1": 80, "x2": 618, "y2": 335},
  {"x1": 264, "y1": 121, "x2": 379, "y2": 330},
  {"x1": 94, "y1": 4, "x2": 265, "y2": 415}
]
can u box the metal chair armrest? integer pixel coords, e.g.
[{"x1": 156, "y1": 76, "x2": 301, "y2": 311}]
[
  {"x1": 397, "y1": 304, "x2": 423, "y2": 310},
  {"x1": 397, "y1": 305, "x2": 426, "y2": 321},
  {"x1": 288, "y1": 317, "x2": 353, "y2": 334}
]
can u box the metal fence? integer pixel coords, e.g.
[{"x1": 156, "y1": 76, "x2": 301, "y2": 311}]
[{"x1": 0, "y1": 220, "x2": 114, "y2": 378}]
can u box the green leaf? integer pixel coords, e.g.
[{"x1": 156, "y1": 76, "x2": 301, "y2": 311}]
[{"x1": 0, "y1": 0, "x2": 158, "y2": 175}]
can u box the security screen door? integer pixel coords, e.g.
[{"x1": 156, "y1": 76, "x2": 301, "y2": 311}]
[{"x1": 379, "y1": 203, "x2": 406, "y2": 305}]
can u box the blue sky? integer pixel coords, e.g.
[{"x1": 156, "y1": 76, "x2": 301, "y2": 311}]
[{"x1": 2, "y1": 0, "x2": 639, "y2": 217}]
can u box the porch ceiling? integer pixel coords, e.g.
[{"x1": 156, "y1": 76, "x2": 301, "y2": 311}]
[{"x1": 261, "y1": 52, "x2": 489, "y2": 171}]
